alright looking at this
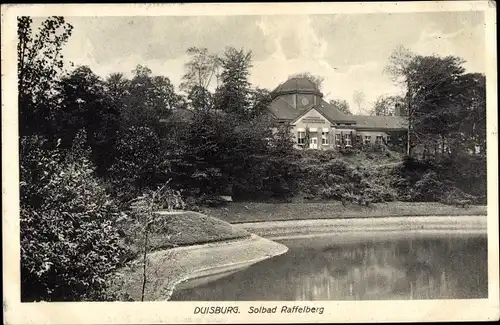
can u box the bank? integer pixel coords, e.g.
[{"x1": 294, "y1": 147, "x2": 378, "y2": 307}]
[
  {"x1": 109, "y1": 202, "x2": 488, "y2": 301},
  {"x1": 108, "y1": 211, "x2": 288, "y2": 301},
  {"x1": 201, "y1": 201, "x2": 488, "y2": 224}
]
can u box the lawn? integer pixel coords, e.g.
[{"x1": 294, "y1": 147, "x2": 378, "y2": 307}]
[
  {"x1": 201, "y1": 201, "x2": 488, "y2": 224},
  {"x1": 119, "y1": 211, "x2": 251, "y2": 261}
]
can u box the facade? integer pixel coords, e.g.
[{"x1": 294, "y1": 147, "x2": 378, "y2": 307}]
[{"x1": 267, "y1": 77, "x2": 408, "y2": 150}]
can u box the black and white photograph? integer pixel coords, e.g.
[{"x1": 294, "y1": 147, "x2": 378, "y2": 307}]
[{"x1": 2, "y1": 2, "x2": 498, "y2": 324}]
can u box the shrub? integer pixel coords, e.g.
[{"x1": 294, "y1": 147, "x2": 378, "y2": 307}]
[
  {"x1": 108, "y1": 126, "x2": 167, "y2": 204},
  {"x1": 20, "y1": 132, "x2": 127, "y2": 301},
  {"x1": 361, "y1": 142, "x2": 387, "y2": 153}
]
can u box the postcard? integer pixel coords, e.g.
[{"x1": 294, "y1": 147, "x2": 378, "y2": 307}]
[{"x1": 2, "y1": 1, "x2": 498, "y2": 324}]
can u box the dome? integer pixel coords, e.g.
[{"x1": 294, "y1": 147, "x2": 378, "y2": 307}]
[{"x1": 272, "y1": 77, "x2": 323, "y2": 98}]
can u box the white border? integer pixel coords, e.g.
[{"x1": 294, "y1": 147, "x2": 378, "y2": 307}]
[{"x1": 2, "y1": 2, "x2": 498, "y2": 324}]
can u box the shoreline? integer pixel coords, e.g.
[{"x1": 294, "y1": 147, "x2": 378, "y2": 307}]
[
  {"x1": 228, "y1": 212, "x2": 488, "y2": 224},
  {"x1": 204, "y1": 201, "x2": 488, "y2": 224},
  {"x1": 236, "y1": 215, "x2": 488, "y2": 239},
  {"x1": 111, "y1": 234, "x2": 288, "y2": 301},
  {"x1": 112, "y1": 214, "x2": 487, "y2": 301},
  {"x1": 160, "y1": 234, "x2": 289, "y2": 300}
]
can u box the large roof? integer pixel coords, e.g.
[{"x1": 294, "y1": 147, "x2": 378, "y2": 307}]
[
  {"x1": 272, "y1": 77, "x2": 323, "y2": 97},
  {"x1": 268, "y1": 95, "x2": 407, "y2": 131},
  {"x1": 349, "y1": 115, "x2": 408, "y2": 130},
  {"x1": 268, "y1": 97, "x2": 356, "y2": 123},
  {"x1": 268, "y1": 76, "x2": 408, "y2": 131}
]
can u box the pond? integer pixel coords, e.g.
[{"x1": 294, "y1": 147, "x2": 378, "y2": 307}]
[{"x1": 170, "y1": 234, "x2": 487, "y2": 301}]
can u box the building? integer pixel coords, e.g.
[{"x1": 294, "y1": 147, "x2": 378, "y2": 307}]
[{"x1": 267, "y1": 77, "x2": 408, "y2": 150}]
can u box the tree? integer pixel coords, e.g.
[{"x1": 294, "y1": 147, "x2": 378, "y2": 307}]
[
  {"x1": 371, "y1": 95, "x2": 404, "y2": 116},
  {"x1": 20, "y1": 131, "x2": 126, "y2": 301},
  {"x1": 213, "y1": 47, "x2": 253, "y2": 117},
  {"x1": 288, "y1": 72, "x2": 324, "y2": 90},
  {"x1": 248, "y1": 87, "x2": 272, "y2": 118},
  {"x1": 105, "y1": 73, "x2": 130, "y2": 107},
  {"x1": 329, "y1": 99, "x2": 352, "y2": 115},
  {"x1": 123, "y1": 65, "x2": 180, "y2": 127},
  {"x1": 129, "y1": 183, "x2": 185, "y2": 301},
  {"x1": 54, "y1": 66, "x2": 120, "y2": 174},
  {"x1": 18, "y1": 16, "x2": 73, "y2": 137},
  {"x1": 457, "y1": 73, "x2": 486, "y2": 155},
  {"x1": 384, "y1": 46, "x2": 469, "y2": 156},
  {"x1": 352, "y1": 90, "x2": 366, "y2": 113},
  {"x1": 187, "y1": 85, "x2": 213, "y2": 110},
  {"x1": 180, "y1": 47, "x2": 220, "y2": 93},
  {"x1": 108, "y1": 126, "x2": 167, "y2": 203}
]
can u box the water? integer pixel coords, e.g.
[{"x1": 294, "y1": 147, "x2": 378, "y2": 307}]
[{"x1": 170, "y1": 234, "x2": 487, "y2": 301}]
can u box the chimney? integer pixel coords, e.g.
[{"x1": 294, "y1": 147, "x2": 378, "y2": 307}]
[{"x1": 395, "y1": 102, "x2": 406, "y2": 116}]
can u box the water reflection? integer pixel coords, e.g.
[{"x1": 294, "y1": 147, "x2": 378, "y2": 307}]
[{"x1": 171, "y1": 236, "x2": 487, "y2": 301}]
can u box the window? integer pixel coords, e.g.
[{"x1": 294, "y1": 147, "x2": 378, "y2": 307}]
[
  {"x1": 344, "y1": 133, "x2": 352, "y2": 147},
  {"x1": 364, "y1": 135, "x2": 371, "y2": 144},
  {"x1": 297, "y1": 131, "x2": 306, "y2": 146},
  {"x1": 356, "y1": 135, "x2": 362, "y2": 144},
  {"x1": 376, "y1": 135, "x2": 384, "y2": 144},
  {"x1": 322, "y1": 132, "x2": 329, "y2": 145},
  {"x1": 335, "y1": 133, "x2": 342, "y2": 146}
]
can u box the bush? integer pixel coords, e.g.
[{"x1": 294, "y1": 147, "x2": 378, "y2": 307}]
[
  {"x1": 20, "y1": 132, "x2": 127, "y2": 301},
  {"x1": 361, "y1": 142, "x2": 388, "y2": 153},
  {"x1": 108, "y1": 126, "x2": 167, "y2": 204},
  {"x1": 395, "y1": 155, "x2": 486, "y2": 203}
]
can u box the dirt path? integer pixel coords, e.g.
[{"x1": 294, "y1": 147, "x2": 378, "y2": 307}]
[{"x1": 237, "y1": 215, "x2": 487, "y2": 240}]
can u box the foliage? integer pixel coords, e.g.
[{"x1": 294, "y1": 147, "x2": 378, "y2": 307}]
[
  {"x1": 371, "y1": 94, "x2": 404, "y2": 116},
  {"x1": 352, "y1": 90, "x2": 366, "y2": 112},
  {"x1": 123, "y1": 65, "x2": 182, "y2": 127},
  {"x1": 393, "y1": 155, "x2": 485, "y2": 203},
  {"x1": 329, "y1": 99, "x2": 352, "y2": 115},
  {"x1": 213, "y1": 47, "x2": 253, "y2": 117},
  {"x1": 54, "y1": 66, "x2": 121, "y2": 174},
  {"x1": 187, "y1": 85, "x2": 213, "y2": 110},
  {"x1": 108, "y1": 126, "x2": 167, "y2": 204},
  {"x1": 295, "y1": 157, "x2": 396, "y2": 205},
  {"x1": 248, "y1": 87, "x2": 273, "y2": 118},
  {"x1": 127, "y1": 183, "x2": 185, "y2": 301},
  {"x1": 180, "y1": 47, "x2": 220, "y2": 93},
  {"x1": 20, "y1": 131, "x2": 126, "y2": 301},
  {"x1": 384, "y1": 46, "x2": 485, "y2": 159},
  {"x1": 360, "y1": 142, "x2": 389, "y2": 153},
  {"x1": 288, "y1": 72, "x2": 324, "y2": 90},
  {"x1": 18, "y1": 16, "x2": 74, "y2": 137}
]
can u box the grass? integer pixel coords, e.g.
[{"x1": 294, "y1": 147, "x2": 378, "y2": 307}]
[
  {"x1": 201, "y1": 201, "x2": 488, "y2": 224},
  {"x1": 109, "y1": 211, "x2": 286, "y2": 301},
  {"x1": 120, "y1": 211, "x2": 251, "y2": 261}
]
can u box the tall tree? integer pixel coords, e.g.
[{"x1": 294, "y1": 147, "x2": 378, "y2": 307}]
[
  {"x1": 457, "y1": 73, "x2": 486, "y2": 155},
  {"x1": 124, "y1": 65, "x2": 180, "y2": 127},
  {"x1": 288, "y1": 72, "x2": 324, "y2": 91},
  {"x1": 54, "y1": 66, "x2": 120, "y2": 174},
  {"x1": 371, "y1": 95, "x2": 404, "y2": 116},
  {"x1": 180, "y1": 47, "x2": 220, "y2": 92},
  {"x1": 187, "y1": 85, "x2": 213, "y2": 110},
  {"x1": 385, "y1": 45, "x2": 474, "y2": 157},
  {"x1": 329, "y1": 99, "x2": 352, "y2": 115},
  {"x1": 248, "y1": 87, "x2": 272, "y2": 118},
  {"x1": 105, "y1": 73, "x2": 130, "y2": 107},
  {"x1": 18, "y1": 16, "x2": 73, "y2": 137},
  {"x1": 352, "y1": 90, "x2": 366, "y2": 113},
  {"x1": 213, "y1": 47, "x2": 253, "y2": 117}
]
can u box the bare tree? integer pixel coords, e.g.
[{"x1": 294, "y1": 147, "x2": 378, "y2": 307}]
[
  {"x1": 180, "y1": 47, "x2": 220, "y2": 93},
  {"x1": 352, "y1": 90, "x2": 366, "y2": 113},
  {"x1": 288, "y1": 72, "x2": 325, "y2": 91},
  {"x1": 130, "y1": 182, "x2": 185, "y2": 301}
]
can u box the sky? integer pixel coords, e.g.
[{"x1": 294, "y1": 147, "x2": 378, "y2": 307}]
[{"x1": 55, "y1": 11, "x2": 485, "y2": 114}]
